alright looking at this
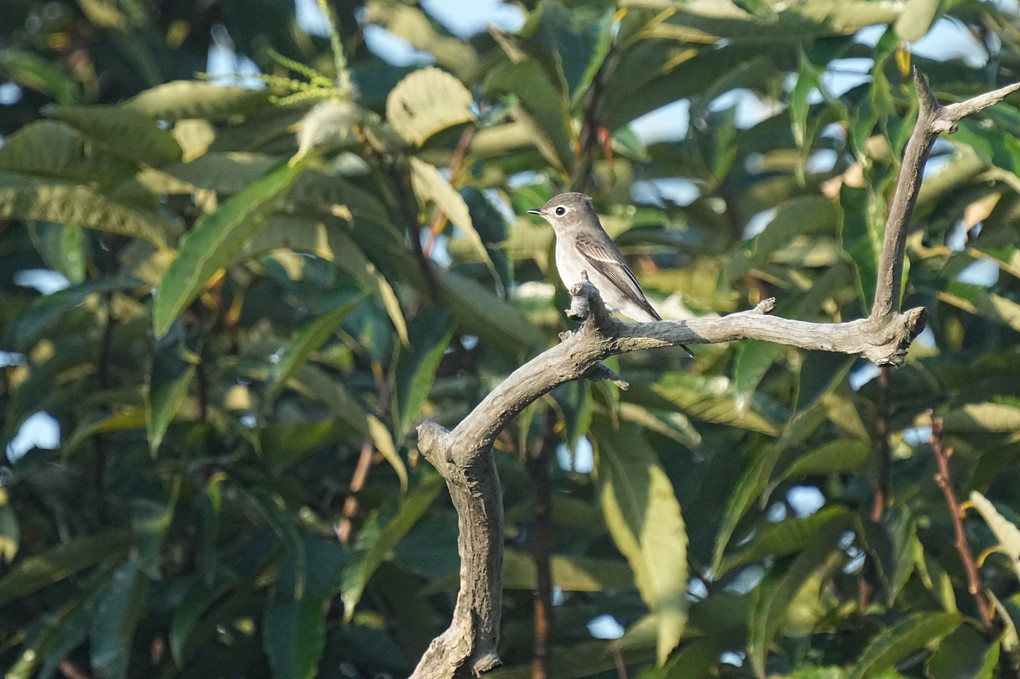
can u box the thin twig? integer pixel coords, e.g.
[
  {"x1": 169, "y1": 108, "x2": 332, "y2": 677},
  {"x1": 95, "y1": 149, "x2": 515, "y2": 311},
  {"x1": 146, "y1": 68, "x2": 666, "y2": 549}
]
[
  {"x1": 929, "y1": 411, "x2": 994, "y2": 630},
  {"x1": 423, "y1": 126, "x2": 476, "y2": 258},
  {"x1": 337, "y1": 439, "x2": 375, "y2": 544},
  {"x1": 526, "y1": 409, "x2": 557, "y2": 679},
  {"x1": 872, "y1": 367, "x2": 891, "y2": 521},
  {"x1": 871, "y1": 70, "x2": 1020, "y2": 323}
]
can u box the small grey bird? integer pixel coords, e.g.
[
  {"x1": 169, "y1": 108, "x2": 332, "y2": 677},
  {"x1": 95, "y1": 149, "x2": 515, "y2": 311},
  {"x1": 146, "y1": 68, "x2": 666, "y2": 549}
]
[{"x1": 528, "y1": 192, "x2": 693, "y2": 357}]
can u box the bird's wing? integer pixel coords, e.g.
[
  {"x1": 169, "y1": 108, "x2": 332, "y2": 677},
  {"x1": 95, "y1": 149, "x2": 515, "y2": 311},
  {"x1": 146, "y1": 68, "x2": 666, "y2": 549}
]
[{"x1": 574, "y1": 229, "x2": 661, "y2": 320}]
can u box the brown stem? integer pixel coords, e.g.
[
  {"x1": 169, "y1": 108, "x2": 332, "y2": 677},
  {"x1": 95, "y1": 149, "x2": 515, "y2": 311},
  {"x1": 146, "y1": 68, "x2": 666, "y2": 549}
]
[
  {"x1": 872, "y1": 367, "x2": 891, "y2": 521},
  {"x1": 572, "y1": 46, "x2": 614, "y2": 191},
  {"x1": 338, "y1": 379, "x2": 394, "y2": 543},
  {"x1": 870, "y1": 71, "x2": 1020, "y2": 323},
  {"x1": 526, "y1": 410, "x2": 557, "y2": 679},
  {"x1": 337, "y1": 438, "x2": 375, "y2": 544},
  {"x1": 929, "y1": 411, "x2": 993, "y2": 630},
  {"x1": 423, "y1": 126, "x2": 476, "y2": 258},
  {"x1": 58, "y1": 661, "x2": 91, "y2": 679}
]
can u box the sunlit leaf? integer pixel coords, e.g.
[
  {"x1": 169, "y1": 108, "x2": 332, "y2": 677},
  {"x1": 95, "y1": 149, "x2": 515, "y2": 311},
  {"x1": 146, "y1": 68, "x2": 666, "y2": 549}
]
[
  {"x1": 49, "y1": 105, "x2": 182, "y2": 166},
  {"x1": 0, "y1": 120, "x2": 138, "y2": 186},
  {"x1": 410, "y1": 157, "x2": 504, "y2": 297},
  {"x1": 894, "y1": 0, "x2": 940, "y2": 41},
  {"x1": 503, "y1": 549, "x2": 635, "y2": 592},
  {"x1": 386, "y1": 67, "x2": 475, "y2": 146},
  {"x1": 939, "y1": 402, "x2": 1020, "y2": 433},
  {"x1": 969, "y1": 490, "x2": 1020, "y2": 582},
  {"x1": 485, "y1": 59, "x2": 574, "y2": 173},
  {"x1": 0, "y1": 492, "x2": 19, "y2": 563},
  {"x1": 0, "y1": 172, "x2": 169, "y2": 247},
  {"x1": 595, "y1": 423, "x2": 687, "y2": 665},
  {"x1": 126, "y1": 80, "x2": 271, "y2": 121}
]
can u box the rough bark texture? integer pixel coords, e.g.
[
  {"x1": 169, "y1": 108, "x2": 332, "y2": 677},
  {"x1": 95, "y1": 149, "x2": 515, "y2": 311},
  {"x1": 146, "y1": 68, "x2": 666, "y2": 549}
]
[{"x1": 408, "y1": 72, "x2": 1020, "y2": 679}]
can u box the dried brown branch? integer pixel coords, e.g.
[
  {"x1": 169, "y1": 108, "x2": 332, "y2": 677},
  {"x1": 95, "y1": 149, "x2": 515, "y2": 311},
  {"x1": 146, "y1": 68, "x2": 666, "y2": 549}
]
[
  {"x1": 409, "y1": 74, "x2": 1019, "y2": 678},
  {"x1": 871, "y1": 70, "x2": 1020, "y2": 324},
  {"x1": 929, "y1": 412, "x2": 994, "y2": 630}
]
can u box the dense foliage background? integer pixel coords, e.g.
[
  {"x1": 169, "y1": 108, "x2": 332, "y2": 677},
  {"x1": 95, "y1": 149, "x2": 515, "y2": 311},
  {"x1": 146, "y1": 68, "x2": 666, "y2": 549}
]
[{"x1": 3, "y1": 0, "x2": 1020, "y2": 677}]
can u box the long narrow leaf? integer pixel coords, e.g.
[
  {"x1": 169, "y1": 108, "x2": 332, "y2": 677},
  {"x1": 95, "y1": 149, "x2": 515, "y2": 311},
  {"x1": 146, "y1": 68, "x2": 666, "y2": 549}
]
[{"x1": 153, "y1": 161, "x2": 303, "y2": 337}]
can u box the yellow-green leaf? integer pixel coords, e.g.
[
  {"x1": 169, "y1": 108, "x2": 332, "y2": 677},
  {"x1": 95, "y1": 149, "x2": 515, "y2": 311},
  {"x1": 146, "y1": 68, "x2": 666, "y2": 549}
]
[
  {"x1": 595, "y1": 423, "x2": 687, "y2": 665},
  {"x1": 386, "y1": 67, "x2": 475, "y2": 146}
]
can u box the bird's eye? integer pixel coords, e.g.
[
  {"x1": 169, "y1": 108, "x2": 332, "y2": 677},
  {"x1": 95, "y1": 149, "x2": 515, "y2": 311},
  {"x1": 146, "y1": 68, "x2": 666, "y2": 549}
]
[{"x1": 554, "y1": 206, "x2": 567, "y2": 216}]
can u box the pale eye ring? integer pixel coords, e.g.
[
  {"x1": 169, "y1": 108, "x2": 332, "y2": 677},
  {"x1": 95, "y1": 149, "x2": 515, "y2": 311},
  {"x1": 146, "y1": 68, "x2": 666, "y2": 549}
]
[{"x1": 554, "y1": 206, "x2": 567, "y2": 216}]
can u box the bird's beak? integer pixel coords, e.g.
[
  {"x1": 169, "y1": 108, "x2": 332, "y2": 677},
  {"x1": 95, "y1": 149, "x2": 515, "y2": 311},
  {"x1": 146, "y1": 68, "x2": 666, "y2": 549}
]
[{"x1": 527, "y1": 208, "x2": 543, "y2": 216}]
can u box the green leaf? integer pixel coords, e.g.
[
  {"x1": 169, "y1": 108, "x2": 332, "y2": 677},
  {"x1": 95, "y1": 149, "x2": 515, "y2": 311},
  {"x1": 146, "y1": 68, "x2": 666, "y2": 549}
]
[
  {"x1": 393, "y1": 310, "x2": 453, "y2": 440},
  {"x1": 89, "y1": 557, "x2": 149, "y2": 679},
  {"x1": 7, "y1": 564, "x2": 113, "y2": 679},
  {"x1": 126, "y1": 80, "x2": 271, "y2": 121},
  {"x1": 748, "y1": 514, "x2": 852, "y2": 677},
  {"x1": 894, "y1": 0, "x2": 940, "y2": 42},
  {"x1": 617, "y1": 402, "x2": 702, "y2": 450},
  {"x1": 14, "y1": 273, "x2": 140, "y2": 348},
  {"x1": 152, "y1": 160, "x2": 303, "y2": 337},
  {"x1": 732, "y1": 340, "x2": 785, "y2": 416},
  {"x1": 169, "y1": 575, "x2": 233, "y2": 666},
  {"x1": 847, "y1": 612, "x2": 962, "y2": 679},
  {"x1": 925, "y1": 622, "x2": 999, "y2": 679},
  {"x1": 721, "y1": 506, "x2": 850, "y2": 575},
  {"x1": 63, "y1": 408, "x2": 147, "y2": 455},
  {"x1": 146, "y1": 349, "x2": 196, "y2": 454},
  {"x1": 28, "y1": 221, "x2": 87, "y2": 284},
  {"x1": 0, "y1": 530, "x2": 134, "y2": 609},
  {"x1": 940, "y1": 402, "x2": 1020, "y2": 434},
  {"x1": 712, "y1": 401, "x2": 828, "y2": 571},
  {"x1": 968, "y1": 490, "x2": 1020, "y2": 582},
  {"x1": 503, "y1": 550, "x2": 635, "y2": 591},
  {"x1": 641, "y1": 374, "x2": 778, "y2": 435},
  {"x1": 485, "y1": 59, "x2": 575, "y2": 173},
  {"x1": 937, "y1": 284, "x2": 1020, "y2": 334},
  {"x1": 0, "y1": 120, "x2": 138, "y2": 186},
  {"x1": 386, "y1": 67, "x2": 475, "y2": 146},
  {"x1": 366, "y1": 414, "x2": 408, "y2": 492},
  {"x1": 236, "y1": 216, "x2": 408, "y2": 345},
  {"x1": 840, "y1": 183, "x2": 883, "y2": 312},
  {"x1": 0, "y1": 492, "x2": 19, "y2": 563},
  {"x1": 435, "y1": 267, "x2": 545, "y2": 355},
  {"x1": 409, "y1": 157, "x2": 505, "y2": 297},
  {"x1": 48, "y1": 105, "x2": 182, "y2": 166},
  {"x1": 0, "y1": 48, "x2": 80, "y2": 104},
  {"x1": 267, "y1": 292, "x2": 367, "y2": 399},
  {"x1": 0, "y1": 172, "x2": 169, "y2": 247},
  {"x1": 263, "y1": 537, "x2": 347, "y2": 679},
  {"x1": 340, "y1": 476, "x2": 443, "y2": 620},
  {"x1": 595, "y1": 423, "x2": 687, "y2": 665},
  {"x1": 780, "y1": 439, "x2": 872, "y2": 481}
]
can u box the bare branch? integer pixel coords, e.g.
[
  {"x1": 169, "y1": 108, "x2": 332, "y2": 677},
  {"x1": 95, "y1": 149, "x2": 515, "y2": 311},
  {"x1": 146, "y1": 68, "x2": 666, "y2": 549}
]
[
  {"x1": 410, "y1": 73, "x2": 1020, "y2": 678},
  {"x1": 872, "y1": 69, "x2": 1020, "y2": 323}
]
